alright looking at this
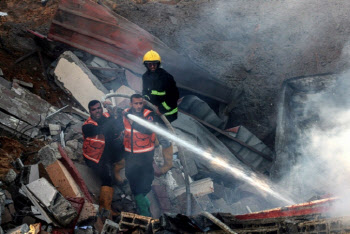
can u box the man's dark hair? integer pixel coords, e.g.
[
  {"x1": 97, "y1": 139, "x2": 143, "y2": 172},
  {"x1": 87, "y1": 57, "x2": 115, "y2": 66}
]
[
  {"x1": 88, "y1": 100, "x2": 101, "y2": 111},
  {"x1": 130, "y1": 94, "x2": 143, "y2": 102}
]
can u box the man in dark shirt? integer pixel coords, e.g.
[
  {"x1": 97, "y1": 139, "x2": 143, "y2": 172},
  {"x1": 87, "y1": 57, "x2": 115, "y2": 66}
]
[
  {"x1": 123, "y1": 94, "x2": 156, "y2": 217},
  {"x1": 142, "y1": 50, "x2": 179, "y2": 123},
  {"x1": 142, "y1": 50, "x2": 179, "y2": 176},
  {"x1": 82, "y1": 100, "x2": 124, "y2": 216}
]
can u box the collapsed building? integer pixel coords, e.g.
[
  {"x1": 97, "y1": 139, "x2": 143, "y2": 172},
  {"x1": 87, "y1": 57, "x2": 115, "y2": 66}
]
[{"x1": 1, "y1": 0, "x2": 350, "y2": 233}]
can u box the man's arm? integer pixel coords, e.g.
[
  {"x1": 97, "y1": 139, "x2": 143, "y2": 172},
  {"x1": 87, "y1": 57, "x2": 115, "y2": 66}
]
[
  {"x1": 82, "y1": 124, "x2": 101, "y2": 137},
  {"x1": 142, "y1": 75, "x2": 151, "y2": 101},
  {"x1": 158, "y1": 74, "x2": 179, "y2": 114}
]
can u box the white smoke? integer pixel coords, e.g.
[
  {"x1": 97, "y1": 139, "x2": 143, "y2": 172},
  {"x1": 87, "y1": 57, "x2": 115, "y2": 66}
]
[{"x1": 278, "y1": 69, "x2": 350, "y2": 216}]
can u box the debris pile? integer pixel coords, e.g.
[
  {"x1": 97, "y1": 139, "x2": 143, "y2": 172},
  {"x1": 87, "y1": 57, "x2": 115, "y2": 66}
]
[
  {"x1": 0, "y1": 48, "x2": 279, "y2": 232},
  {"x1": 0, "y1": 1, "x2": 287, "y2": 233}
]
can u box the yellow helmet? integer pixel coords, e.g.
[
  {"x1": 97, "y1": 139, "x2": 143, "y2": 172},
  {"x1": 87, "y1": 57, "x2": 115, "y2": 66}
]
[{"x1": 143, "y1": 50, "x2": 161, "y2": 63}]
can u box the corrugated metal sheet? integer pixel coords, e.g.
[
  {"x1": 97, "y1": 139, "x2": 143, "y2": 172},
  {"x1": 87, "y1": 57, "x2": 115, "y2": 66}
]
[{"x1": 48, "y1": 0, "x2": 232, "y2": 104}]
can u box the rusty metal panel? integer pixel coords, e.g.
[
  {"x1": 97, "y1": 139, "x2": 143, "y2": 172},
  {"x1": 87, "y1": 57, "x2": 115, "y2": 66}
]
[{"x1": 48, "y1": 0, "x2": 232, "y2": 104}]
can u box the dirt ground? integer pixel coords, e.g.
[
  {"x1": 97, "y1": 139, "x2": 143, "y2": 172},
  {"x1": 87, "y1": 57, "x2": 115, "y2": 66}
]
[{"x1": 2, "y1": 0, "x2": 350, "y2": 149}]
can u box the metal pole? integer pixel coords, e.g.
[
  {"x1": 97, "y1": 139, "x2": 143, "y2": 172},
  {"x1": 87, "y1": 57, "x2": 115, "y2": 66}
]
[{"x1": 201, "y1": 212, "x2": 237, "y2": 234}]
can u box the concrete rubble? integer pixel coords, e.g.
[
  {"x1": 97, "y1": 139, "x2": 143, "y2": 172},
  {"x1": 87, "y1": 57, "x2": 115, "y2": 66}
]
[
  {"x1": 0, "y1": 18, "x2": 285, "y2": 233},
  {"x1": 0, "y1": 53, "x2": 279, "y2": 231}
]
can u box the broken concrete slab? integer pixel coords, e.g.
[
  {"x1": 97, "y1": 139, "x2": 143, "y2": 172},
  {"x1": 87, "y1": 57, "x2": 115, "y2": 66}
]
[
  {"x1": 46, "y1": 160, "x2": 83, "y2": 198},
  {"x1": 21, "y1": 185, "x2": 54, "y2": 225},
  {"x1": 26, "y1": 178, "x2": 59, "y2": 207},
  {"x1": 38, "y1": 143, "x2": 61, "y2": 167},
  {"x1": 20, "y1": 164, "x2": 40, "y2": 185},
  {"x1": 26, "y1": 178, "x2": 78, "y2": 226},
  {"x1": 174, "y1": 177, "x2": 214, "y2": 198},
  {"x1": 113, "y1": 85, "x2": 135, "y2": 109},
  {"x1": 53, "y1": 51, "x2": 108, "y2": 111},
  {"x1": 0, "y1": 81, "x2": 82, "y2": 139},
  {"x1": 0, "y1": 110, "x2": 39, "y2": 138},
  {"x1": 0, "y1": 83, "x2": 43, "y2": 127},
  {"x1": 13, "y1": 79, "x2": 34, "y2": 88},
  {"x1": 152, "y1": 184, "x2": 172, "y2": 213},
  {"x1": 0, "y1": 76, "x2": 11, "y2": 89},
  {"x1": 125, "y1": 70, "x2": 142, "y2": 93}
]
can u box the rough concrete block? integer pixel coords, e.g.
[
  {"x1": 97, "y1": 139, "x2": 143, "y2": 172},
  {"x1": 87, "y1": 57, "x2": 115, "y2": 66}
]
[
  {"x1": 174, "y1": 177, "x2": 214, "y2": 198},
  {"x1": 101, "y1": 219, "x2": 119, "y2": 234},
  {"x1": 38, "y1": 143, "x2": 61, "y2": 167},
  {"x1": 64, "y1": 146, "x2": 78, "y2": 161},
  {"x1": 77, "y1": 201, "x2": 97, "y2": 223},
  {"x1": 45, "y1": 160, "x2": 83, "y2": 198},
  {"x1": 66, "y1": 139, "x2": 79, "y2": 150},
  {"x1": 53, "y1": 51, "x2": 108, "y2": 111},
  {"x1": 49, "y1": 124, "x2": 61, "y2": 136},
  {"x1": 152, "y1": 185, "x2": 172, "y2": 213},
  {"x1": 26, "y1": 178, "x2": 78, "y2": 226},
  {"x1": 4, "y1": 169, "x2": 16, "y2": 184}
]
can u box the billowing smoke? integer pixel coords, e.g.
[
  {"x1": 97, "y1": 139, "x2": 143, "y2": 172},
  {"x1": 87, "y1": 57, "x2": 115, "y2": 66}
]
[{"x1": 278, "y1": 67, "x2": 350, "y2": 215}]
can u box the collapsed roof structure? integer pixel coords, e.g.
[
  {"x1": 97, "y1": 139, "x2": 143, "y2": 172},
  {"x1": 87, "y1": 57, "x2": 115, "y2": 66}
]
[{"x1": 0, "y1": 0, "x2": 349, "y2": 233}]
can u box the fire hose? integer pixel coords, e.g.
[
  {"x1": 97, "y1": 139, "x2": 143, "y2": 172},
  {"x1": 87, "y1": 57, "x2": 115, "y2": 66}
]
[{"x1": 102, "y1": 93, "x2": 192, "y2": 216}]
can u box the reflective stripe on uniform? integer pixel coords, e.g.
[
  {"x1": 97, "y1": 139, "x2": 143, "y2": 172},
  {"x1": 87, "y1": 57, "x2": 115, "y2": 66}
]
[
  {"x1": 151, "y1": 90, "x2": 166, "y2": 96},
  {"x1": 161, "y1": 101, "x2": 171, "y2": 111},
  {"x1": 164, "y1": 107, "x2": 178, "y2": 116},
  {"x1": 124, "y1": 146, "x2": 155, "y2": 153}
]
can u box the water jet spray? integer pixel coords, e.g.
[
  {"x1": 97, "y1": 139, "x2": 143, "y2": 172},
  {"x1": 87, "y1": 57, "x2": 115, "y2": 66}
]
[{"x1": 127, "y1": 113, "x2": 295, "y2": 205}]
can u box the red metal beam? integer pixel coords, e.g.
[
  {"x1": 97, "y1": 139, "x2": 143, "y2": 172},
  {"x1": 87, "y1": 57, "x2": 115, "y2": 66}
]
[{"x1": 235, "y1": 198, "x2": 337, "y2": 220}]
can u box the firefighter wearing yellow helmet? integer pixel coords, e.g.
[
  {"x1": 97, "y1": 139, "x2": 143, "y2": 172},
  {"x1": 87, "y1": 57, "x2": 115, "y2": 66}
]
[
  {"x1": 142, "y1": 50, "x2": 179, "y2": 122},
  {"x1": 141, "y1": 50, "x2": 178, "y2": 180}
]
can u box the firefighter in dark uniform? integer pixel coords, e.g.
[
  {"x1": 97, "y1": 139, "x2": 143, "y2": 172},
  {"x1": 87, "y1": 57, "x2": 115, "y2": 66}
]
[
  {"x1": 142, "y1": 50, "x2": 179, "y2": 176},
  {"x1": 142, "y1": 50, "x2": 179, "y2": 123},
  {"x1": 82, "y1": 100, "x2": 124, "y2": 215},
  {"x1": 123, "y1": 94, "x2": 156, "y2": 217}
]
